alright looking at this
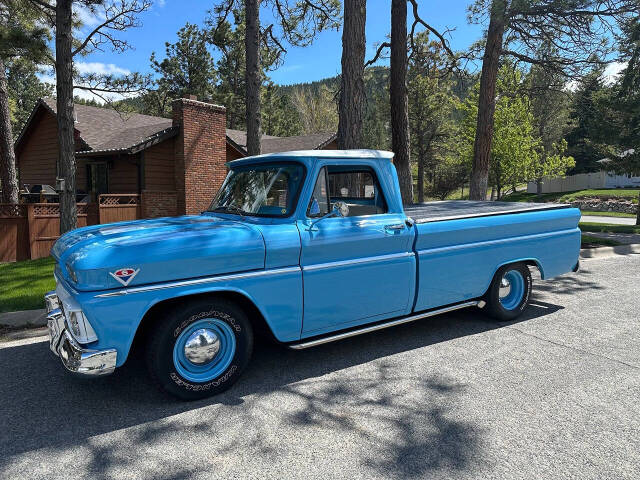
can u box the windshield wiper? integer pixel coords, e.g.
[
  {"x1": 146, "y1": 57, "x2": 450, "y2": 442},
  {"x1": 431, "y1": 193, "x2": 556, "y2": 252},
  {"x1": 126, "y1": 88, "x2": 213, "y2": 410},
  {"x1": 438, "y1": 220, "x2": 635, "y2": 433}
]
[{"x1": 211, "y1": 205, "x2": 248, "y2": 217}]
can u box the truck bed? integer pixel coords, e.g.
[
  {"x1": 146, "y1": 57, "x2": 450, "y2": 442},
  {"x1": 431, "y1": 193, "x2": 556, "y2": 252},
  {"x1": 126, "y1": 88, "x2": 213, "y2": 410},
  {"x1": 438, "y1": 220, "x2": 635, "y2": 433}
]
[{"x1": 405, "y1": 201, "x2": 572, "y2": 224}]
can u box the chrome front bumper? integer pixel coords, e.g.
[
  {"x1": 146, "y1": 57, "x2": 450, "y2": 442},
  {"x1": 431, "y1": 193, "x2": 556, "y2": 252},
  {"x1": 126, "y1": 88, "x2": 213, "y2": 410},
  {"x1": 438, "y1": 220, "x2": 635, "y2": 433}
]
[{"x1": 46, "y1": 291, "x2": 117, "y2": 376}]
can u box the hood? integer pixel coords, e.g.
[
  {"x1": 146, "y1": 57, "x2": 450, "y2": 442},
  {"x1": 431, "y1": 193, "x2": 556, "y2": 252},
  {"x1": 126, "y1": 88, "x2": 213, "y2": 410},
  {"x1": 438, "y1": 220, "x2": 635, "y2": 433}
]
[{"x1": 52, "y1": 215, "x2": 265, "y2": 291}]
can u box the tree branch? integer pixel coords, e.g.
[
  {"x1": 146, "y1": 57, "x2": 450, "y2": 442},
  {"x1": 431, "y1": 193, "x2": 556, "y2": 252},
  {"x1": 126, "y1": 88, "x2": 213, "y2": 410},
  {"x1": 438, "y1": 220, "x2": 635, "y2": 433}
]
[
  {"x1": 72, "y1": 0, "x2": 151, "y2": 57},
  {"x1": 364, "y1": 41, "x2": 391, "y2": 67}
]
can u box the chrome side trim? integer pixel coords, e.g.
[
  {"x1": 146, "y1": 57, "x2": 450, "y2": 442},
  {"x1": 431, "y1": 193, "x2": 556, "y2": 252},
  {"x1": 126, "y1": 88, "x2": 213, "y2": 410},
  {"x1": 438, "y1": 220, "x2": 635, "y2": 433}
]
[
  {"x1": 303, "y1": 251, "x2": 414, "y2": 272},
  {"x1": 287, "y1": 300, "x2": 479, "y2": 350},
  {"x1": 417, "y1": 228, "x2": 578, "y2": 257},
  {"x1": 95, "y1": 266, "x2": 301, "y2": 298}
]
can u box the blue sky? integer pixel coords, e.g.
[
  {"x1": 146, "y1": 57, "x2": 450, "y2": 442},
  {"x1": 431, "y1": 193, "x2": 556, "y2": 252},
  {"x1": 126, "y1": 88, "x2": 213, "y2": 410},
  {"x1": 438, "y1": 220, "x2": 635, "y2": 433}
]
[{"x1": 70, "y1": 0, "x2": 485, "y2": 90}]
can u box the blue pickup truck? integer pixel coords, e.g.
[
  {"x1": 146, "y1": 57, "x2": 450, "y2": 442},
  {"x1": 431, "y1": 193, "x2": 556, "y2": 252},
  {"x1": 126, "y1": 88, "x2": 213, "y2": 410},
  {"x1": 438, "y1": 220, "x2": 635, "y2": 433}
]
[{"x1": 45, "y1": 150, "x2": 581, "y2": 399}]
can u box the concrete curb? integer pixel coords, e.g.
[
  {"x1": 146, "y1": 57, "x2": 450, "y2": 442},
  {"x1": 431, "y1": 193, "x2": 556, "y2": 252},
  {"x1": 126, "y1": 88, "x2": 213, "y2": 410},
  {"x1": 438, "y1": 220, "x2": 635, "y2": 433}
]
[
  {"x1": 0, "y1": 309, "x2": 47, "y2": 328},
  {"x1": 580, "y1": 243, "x2": 640, "y2": 260}
]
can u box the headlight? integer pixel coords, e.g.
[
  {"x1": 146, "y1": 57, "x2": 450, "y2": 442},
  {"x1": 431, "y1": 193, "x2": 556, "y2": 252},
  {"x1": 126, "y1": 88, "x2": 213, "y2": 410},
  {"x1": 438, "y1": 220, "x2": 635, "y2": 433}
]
[
  {"x1": 66, "y1": 262, "x2": 78, "y2": 283},
  {"x1": 65, "y1": 310, "x2": 98, "y2": 344}
]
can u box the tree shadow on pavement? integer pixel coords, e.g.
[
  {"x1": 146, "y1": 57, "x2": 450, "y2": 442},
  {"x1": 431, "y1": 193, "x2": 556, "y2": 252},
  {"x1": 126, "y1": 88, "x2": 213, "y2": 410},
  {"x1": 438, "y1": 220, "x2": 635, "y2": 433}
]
[
  {"x1": 533, "y1": 267, "x2": 605, "y2": 296},
  {"x1": 0, "y1": 298, "x2": 563, "y2": 478}
]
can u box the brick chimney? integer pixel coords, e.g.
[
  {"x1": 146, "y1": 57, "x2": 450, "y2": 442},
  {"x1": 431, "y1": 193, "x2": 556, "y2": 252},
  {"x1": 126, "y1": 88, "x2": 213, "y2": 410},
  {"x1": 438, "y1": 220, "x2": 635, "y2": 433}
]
[{"x1": 172, "y1": 96, "x2": 227, "y2": 215}]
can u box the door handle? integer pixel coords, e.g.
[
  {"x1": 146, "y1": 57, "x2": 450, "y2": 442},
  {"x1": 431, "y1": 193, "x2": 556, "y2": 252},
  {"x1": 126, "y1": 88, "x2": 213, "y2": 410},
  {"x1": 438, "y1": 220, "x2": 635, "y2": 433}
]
[{"x1": 384, "y1": 224, "x2": 405, "y2": 234}]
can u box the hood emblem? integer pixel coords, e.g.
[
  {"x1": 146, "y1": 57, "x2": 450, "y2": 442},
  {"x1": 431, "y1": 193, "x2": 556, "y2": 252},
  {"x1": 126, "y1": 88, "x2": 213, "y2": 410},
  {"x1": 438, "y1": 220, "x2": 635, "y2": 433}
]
[{"x1": 109, "y1": 268, "x2": 140, "y2": 287}]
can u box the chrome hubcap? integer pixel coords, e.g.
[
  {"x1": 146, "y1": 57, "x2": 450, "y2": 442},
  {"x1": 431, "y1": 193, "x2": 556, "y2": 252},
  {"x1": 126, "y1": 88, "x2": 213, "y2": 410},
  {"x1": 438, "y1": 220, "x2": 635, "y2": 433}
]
[
  {"x1": 499, "y1": 277, "x2": 512, "y2": 299},
  {"x1": 183, "y1": 328, "x2": 220, "y2": 365}
]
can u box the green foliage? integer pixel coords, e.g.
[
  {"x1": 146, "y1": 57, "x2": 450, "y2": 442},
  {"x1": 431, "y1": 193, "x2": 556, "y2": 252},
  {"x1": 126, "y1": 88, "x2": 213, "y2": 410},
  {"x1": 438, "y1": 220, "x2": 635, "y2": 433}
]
[
  {"x1": 261, "y1": 82, "x2": 302, "y2": 136},
  {"x1": 526, "y1": 57, "x2": 575, "y2": 184},
  {"x1": 408, "y1": 32, "x2": 465, "y2": 200},
  {"x1": 361, "y1": 67, "x2": 390, "y2": 150},
  {"x1": 427, "y1": 156, "x2": 469, "y2": 200},
  {"x1": 461, "y1": 64, "x2": 566, "y2": 198},
  {"x1": 579, "y1": 223, "x2": 640, "y2": 234},
  {"x1": 6, "y1": 60, "x2": 52, "y2": 132},
  {"x1": 0, "y1": 0, "x2": 50, "y2": 62},
  {"x1": 290, "y1": 83, "x2": 337, "y2": 134},
  {"x1": 580, "y1": 210, "x2": 636, "y2": 218},
  {"x1": 148, "y1": 23, "x2": 217, "y2": 116},
  {"x1": 502, "y1": 188, "x2": 640, "y2": 203},
  {"x1": 206, "y1": 8, "x2": 248, "y2": 130},
  {"x1": 565, "y1": 69, "x2": 613, "y2": 173}
]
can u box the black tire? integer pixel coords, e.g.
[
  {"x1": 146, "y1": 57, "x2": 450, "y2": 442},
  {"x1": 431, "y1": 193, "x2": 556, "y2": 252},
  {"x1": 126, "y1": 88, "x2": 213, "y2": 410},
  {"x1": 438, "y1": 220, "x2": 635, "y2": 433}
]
[
  {"x1": 483, "y1": 263, "x2": 532, "y2": 322},
  {"x1": 146, "y1": 298, "x2": 253, "y2": 401}
]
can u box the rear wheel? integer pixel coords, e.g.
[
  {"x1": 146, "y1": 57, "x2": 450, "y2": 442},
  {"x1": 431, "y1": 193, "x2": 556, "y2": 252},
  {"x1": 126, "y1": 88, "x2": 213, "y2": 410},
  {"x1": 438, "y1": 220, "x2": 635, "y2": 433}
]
[
  {"x1": 484, "y1": 263, "x2": 532, "y2": 321},
  {"x1": 146, "y1": 298, "x2": 253, "y2": 400}
]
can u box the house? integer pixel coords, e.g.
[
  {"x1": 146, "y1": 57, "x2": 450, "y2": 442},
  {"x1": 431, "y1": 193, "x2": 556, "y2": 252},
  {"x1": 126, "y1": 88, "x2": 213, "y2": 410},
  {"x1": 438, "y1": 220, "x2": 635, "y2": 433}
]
[{"x1": 14, "y1": 96, "x2": 336, "y2": 217}]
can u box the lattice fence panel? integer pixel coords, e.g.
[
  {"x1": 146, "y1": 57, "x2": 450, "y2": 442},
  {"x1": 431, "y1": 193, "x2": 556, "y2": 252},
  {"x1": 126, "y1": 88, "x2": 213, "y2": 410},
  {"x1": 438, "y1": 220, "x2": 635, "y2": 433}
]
[
  {"x1": 100, "y1": 195, "x2": 140, "y2": 206},
  {"x1": 0, "y1": 204, "x2": 26, "y2": 218},
  {"x1": 33, "y1": 204, "x2": 60, "y2": 217}
]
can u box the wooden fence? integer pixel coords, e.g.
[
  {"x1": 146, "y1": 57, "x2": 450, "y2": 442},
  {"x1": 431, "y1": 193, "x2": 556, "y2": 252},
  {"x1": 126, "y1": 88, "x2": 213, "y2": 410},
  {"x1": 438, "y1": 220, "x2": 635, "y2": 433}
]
[
  {"x1": 98, "y1": 194, "x2": 141, "y2": 224},
  {"x1": 0, "y1": 194, "x2": 141, "y2": 262}
]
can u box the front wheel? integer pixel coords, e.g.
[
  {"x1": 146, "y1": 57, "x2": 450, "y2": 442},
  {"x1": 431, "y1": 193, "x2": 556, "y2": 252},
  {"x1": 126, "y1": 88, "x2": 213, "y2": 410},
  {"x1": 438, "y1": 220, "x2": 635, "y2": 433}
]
[
  {"x1": 146, "y1": 298, "x2": 253, "y2": 400},
  {"x1": 483, "y1": 263, "x2": 532, "y2": 322}
]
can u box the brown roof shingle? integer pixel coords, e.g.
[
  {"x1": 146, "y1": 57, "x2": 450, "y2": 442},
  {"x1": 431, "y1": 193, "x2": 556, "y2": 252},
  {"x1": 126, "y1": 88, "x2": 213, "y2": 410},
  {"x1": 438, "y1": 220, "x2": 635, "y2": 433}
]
[
  {"x1": 29, "y1": 98, "x2": 336, "y2": 156},
  {"x1": 42, "y1": 97, "x2": 173, "y2": 153}
]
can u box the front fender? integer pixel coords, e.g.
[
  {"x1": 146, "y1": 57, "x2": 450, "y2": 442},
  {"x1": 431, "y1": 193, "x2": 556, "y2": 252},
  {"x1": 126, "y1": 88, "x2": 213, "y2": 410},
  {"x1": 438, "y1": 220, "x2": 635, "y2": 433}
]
[{"x1": 76, "y1": 267, "x2": 303, "y2": 366}]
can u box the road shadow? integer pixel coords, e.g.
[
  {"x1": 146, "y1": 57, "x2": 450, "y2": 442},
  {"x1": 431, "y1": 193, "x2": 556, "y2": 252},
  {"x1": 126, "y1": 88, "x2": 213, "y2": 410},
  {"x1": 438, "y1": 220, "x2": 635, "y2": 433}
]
[
  {"x1": 533, "y1": 266, "x2": 605, "y2": 296},
  {"x1": 0, "y1": 297, "x2": 562, "y2": 477}
]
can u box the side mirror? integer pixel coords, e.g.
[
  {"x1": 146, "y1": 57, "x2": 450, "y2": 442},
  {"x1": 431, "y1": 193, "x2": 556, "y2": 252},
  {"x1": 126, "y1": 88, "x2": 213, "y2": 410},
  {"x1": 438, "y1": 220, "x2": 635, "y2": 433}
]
[
  {"x1": 333, "y1": 201, "x2": 349, "y2": 218},
  {"x1": 307, "y1": 201, "x2": 349, "y2": 231}
]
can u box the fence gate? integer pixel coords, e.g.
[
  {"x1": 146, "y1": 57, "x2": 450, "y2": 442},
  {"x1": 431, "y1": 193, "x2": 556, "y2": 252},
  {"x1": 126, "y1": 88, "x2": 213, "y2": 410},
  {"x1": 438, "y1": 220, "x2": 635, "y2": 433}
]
[{"x1": 99, "y1": 194, "x2": 141, "y2": 224}]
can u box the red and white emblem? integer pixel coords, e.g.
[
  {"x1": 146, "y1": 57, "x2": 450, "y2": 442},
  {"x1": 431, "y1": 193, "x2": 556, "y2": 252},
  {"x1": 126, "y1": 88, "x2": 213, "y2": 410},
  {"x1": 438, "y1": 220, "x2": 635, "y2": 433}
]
[{"x1": 109, "y1": 267, "x2": 140, "y2": 286}]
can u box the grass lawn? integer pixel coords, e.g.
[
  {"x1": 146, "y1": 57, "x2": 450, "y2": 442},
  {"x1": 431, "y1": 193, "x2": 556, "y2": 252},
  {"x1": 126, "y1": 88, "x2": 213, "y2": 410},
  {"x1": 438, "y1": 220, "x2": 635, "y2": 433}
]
[
  {"x1": 579, "y1": 222, "x2": 640, "y2": 234},
  {"x1": 502, "y1": 188, "x2": 639, "y2": 204},
  {"x1": 581, "y1": 234, "x2": 621, "y2": 248},
  {"x1": 0, "y1": 257, "x2": 56, "y2": 313},
  {"x1": 580, "y1": 210, "x2": 637, "y2": 218}
]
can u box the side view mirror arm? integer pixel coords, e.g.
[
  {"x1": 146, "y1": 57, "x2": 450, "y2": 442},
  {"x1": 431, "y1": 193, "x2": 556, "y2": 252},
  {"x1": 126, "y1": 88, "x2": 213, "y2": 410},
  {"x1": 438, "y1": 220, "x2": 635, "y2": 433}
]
[
  {"x1": 307, "y1": 210, "x2": 338, "y2": 231},
  {"x1": 306, "y1": 201, "x2": 349, "y2": 231}
]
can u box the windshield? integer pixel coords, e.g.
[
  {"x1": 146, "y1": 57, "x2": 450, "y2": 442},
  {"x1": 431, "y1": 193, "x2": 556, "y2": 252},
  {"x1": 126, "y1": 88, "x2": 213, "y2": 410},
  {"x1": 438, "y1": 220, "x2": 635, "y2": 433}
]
[{"x1": 208, "y1": 163, "x2": 305, "y2": 217}]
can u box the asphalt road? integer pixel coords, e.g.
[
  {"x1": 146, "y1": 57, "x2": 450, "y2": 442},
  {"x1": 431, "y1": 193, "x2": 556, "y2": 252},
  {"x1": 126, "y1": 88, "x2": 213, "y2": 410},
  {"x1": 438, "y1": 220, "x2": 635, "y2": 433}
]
[
  {"x1": 581, "y1": 215, "x2": 637, "y2": 225},
  {"x1": 1, "y1": 254, "x2": 639, "y2": 480}
]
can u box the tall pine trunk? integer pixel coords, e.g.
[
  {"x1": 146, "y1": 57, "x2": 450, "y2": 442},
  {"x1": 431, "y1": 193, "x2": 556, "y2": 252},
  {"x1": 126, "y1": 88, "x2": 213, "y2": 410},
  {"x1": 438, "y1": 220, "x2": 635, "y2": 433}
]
[
  {"x1": 337, "y1": 0, "x2": 366, "y2": 149},
  {"x1": 390, "y1": 0, "x2": 412, "y2": 205},
  {"x1": 417, "y1": 154, "x2": 424, "y2": 203},
  {"x1": 56, "y1": 0, "x2": 77, "y2": 233},
  {"x1": 469, "y1": 0, "x2": 505, "y2": 201},
  {"x1": 245, "y1": 0, "x2": 261, "y2": 156},
  {"x1": 636, "y1": 190, "x2": 640, "y2": 226},
  {"x1": 0, "y1": 58, "x2": 19, "y2": 204}
]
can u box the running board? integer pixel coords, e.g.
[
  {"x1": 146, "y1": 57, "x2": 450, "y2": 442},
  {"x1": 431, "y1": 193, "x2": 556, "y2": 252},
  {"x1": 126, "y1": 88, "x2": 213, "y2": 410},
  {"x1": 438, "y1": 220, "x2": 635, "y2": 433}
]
[{"x1": 287, "y1": 300, "x2": 481, "y2": 350}]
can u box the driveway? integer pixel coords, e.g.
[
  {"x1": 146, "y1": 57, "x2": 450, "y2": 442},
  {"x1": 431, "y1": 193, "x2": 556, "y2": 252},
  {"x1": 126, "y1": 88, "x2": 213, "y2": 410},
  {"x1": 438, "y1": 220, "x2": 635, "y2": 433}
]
[{"x1": 1, "y1": 254, "x2": 639, "y2": 479}]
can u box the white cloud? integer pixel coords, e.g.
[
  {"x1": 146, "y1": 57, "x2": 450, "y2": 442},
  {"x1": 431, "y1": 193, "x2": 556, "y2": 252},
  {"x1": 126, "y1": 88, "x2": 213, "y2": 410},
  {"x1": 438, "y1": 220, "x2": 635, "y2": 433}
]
[
  {"x1": 73, "y1": 4, "x2": 106, "y2": 28},
  {"x1": 603, "y1": 61, "x2": 627, "y2": 84},
  {"x1": 157, "y1": 0, "x2": 166, "y2": 6},
  {"x1": 36, "y1": 62, "x2": 135, "y2": 104},
  {"x1": 564, "y1": 61, "x2": 629, "y2": 91},
  {"x1": 75, "y1": 62, "x2": 131, "y2": 76}
]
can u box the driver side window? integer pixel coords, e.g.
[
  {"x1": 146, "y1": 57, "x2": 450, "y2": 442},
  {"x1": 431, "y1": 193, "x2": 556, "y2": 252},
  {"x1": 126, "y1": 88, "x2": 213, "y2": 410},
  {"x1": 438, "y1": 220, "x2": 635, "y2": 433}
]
[{"x1": 307, "y1": 167, "x2": 329, "y2": 218}]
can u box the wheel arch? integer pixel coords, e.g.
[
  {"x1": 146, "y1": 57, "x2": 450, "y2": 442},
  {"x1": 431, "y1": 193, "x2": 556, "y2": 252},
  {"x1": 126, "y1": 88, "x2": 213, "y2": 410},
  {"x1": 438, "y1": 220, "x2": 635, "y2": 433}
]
[
  {"x1": 127, "y1": 289, "x2": 278, "y2": 364},
  {"x1": 481, "y1": 257, "x2": 543, "y2": 297}
]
